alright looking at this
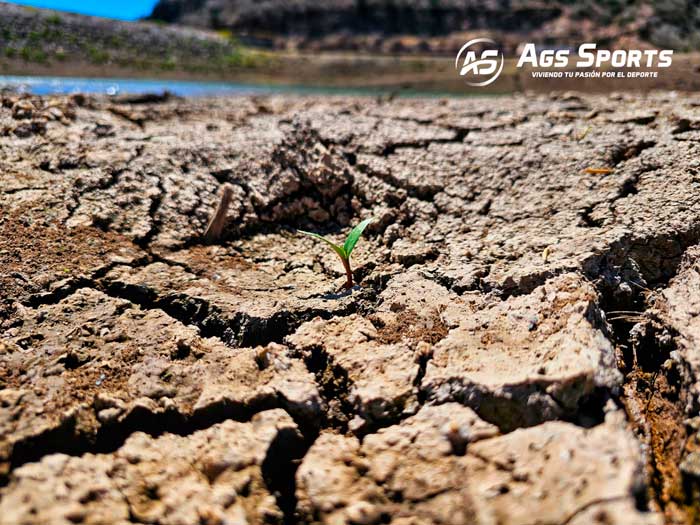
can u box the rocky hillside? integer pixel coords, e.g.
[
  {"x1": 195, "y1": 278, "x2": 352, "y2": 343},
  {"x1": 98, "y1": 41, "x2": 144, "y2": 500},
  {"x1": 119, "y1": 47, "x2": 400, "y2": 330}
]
[
  {"x1": 149, "y1": 0, "x2": 700, "y2": 54},
  {"x1": 0, "y1": 3, "x2": 252, "y2": 73}
]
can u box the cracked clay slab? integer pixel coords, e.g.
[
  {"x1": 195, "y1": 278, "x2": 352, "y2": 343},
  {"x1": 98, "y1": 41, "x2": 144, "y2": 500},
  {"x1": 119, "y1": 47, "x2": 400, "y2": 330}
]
[
  {"x1": 102, "y1": 240, "x2": 359, "y2": 348},
  {"x1": 0, "y1": 288, "x2": 321, "y2": 477},
  {"x1": 422, "y1": 273, "x2": 622, "y2": 430},
  {"x1": 296, "y1": 404, "x2": 659, "y2": 525},
  {"x1": 654, "y1": 246, "x2": 700, "y2": 410},
  {"x1": 0, "y1": 409, "x2": 302, "y2": 525}
]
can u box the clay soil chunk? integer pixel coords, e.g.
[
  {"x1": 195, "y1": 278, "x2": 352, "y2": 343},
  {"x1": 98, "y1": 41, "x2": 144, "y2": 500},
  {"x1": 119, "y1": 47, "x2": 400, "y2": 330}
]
[
  {"x1": 655, "y1": 247, "x2": 700, "y2": 405},
  {"x1": 0, "y1": 409, "x2": 302, "y2": 525},
  {"x1": 286, "y1": 314, "x2": 420, "y2": 429},
  {"x1": 102, "y1": 238, "x2": 360, "y2": 348},
  {"x1": 422, "y1": 273, "x2": 621, "y2": 430}
]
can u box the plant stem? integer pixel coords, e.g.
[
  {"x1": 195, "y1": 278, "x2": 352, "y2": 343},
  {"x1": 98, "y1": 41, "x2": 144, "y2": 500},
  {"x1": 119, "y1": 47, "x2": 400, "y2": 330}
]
[{"x1": 340, "y1": 256, "x2": 354, "y2": 289}]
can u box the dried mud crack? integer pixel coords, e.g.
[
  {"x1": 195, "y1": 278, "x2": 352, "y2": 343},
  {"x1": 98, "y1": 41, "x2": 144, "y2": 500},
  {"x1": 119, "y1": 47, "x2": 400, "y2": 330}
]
[
  {"x1": 594, "y1": 261, "x2": 684, "y2": 523},
  {"x1": 3, "y1": 91, "x2": 700, "y2": 524}
]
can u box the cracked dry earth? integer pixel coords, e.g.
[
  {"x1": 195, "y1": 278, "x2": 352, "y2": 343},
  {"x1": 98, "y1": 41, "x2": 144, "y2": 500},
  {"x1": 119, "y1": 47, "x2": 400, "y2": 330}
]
[{"x1": 2, "y1": 90, "x2": 700, "y2": 525}]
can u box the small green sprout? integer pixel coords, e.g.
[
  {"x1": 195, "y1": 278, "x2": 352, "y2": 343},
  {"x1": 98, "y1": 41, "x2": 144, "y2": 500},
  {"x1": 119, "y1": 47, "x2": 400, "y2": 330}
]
[{"x1": 298, "y1": 218, "x2": 374, "y2": 289}]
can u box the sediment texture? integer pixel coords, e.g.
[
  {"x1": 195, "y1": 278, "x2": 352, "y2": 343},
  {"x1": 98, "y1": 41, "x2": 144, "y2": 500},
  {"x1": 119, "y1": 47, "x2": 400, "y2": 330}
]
[{"x1": 2, "y1": 90, "x2": 700, "y2": 524}]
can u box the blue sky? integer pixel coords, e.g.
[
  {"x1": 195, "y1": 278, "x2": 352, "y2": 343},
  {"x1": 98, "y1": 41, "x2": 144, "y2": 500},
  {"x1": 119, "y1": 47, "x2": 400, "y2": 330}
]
[{"x1": 1, "y1": 0, "x2": 159, "y2": 20}]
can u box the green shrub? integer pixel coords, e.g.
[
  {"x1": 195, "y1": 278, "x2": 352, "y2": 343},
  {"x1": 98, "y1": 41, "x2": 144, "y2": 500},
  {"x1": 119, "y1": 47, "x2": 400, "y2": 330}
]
[
  {"x1": 86, "y1": 46, "x2": 109, "y2": 64},
  {"x1": 20, "y1": 46, "x2": 47, "y2": 63}
]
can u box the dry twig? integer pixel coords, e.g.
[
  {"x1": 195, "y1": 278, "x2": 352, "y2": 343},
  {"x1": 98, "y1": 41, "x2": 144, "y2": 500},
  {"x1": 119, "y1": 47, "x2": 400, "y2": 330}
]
[{"x1": 204, "y1": 183, "x2": 234, "y2": 244}]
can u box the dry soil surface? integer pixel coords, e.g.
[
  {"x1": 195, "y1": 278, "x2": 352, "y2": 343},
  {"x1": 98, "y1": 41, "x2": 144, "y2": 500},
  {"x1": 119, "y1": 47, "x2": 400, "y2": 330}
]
[{"x1": 2, "y1": 91, "x2": 700, "y2": 525}]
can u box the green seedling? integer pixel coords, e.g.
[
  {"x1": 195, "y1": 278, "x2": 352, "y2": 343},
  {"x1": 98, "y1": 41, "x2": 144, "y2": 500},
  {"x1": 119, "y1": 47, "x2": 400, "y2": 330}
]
[{"x1": 298, "y1": 218, "x2": 374, "y2": 289}]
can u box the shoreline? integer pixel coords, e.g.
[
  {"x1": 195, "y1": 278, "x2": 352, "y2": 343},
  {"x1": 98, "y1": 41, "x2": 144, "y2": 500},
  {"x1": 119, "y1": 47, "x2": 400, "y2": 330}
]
[{"x1": 3, "y1": 52, "x2": 700, "y2": 95}]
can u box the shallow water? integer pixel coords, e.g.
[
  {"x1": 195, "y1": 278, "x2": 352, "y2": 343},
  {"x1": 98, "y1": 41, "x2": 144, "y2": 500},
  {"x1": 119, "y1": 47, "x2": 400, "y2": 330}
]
[
  {"x1": 0, "y1": 75, "x2": 397, "y2": 97},
  {"x1": 0, "y1": 76, "x2": 270, "y2": 96}
]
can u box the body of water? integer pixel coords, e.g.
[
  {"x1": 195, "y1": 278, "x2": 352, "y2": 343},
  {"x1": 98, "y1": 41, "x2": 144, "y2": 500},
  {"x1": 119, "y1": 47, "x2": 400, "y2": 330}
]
[
  {"x1": 0, "y1": 76, "x2": 282, "y2": 96},
  {"x1": 0, "y1": 75, "x2": 399, "y2": 97}
]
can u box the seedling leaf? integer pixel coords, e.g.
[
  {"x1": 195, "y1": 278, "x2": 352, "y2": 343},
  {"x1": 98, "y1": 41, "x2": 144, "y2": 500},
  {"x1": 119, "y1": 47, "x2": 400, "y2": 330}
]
[
  {"x1": 343, "y1": 217, "x2": 374, "y2": 258},
  {"x1": 298, "y1": 230, "x2": 347, "y2": 260},
  {"x1": 298, "y1": 218, "x2": 374, "y2": 290}
]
